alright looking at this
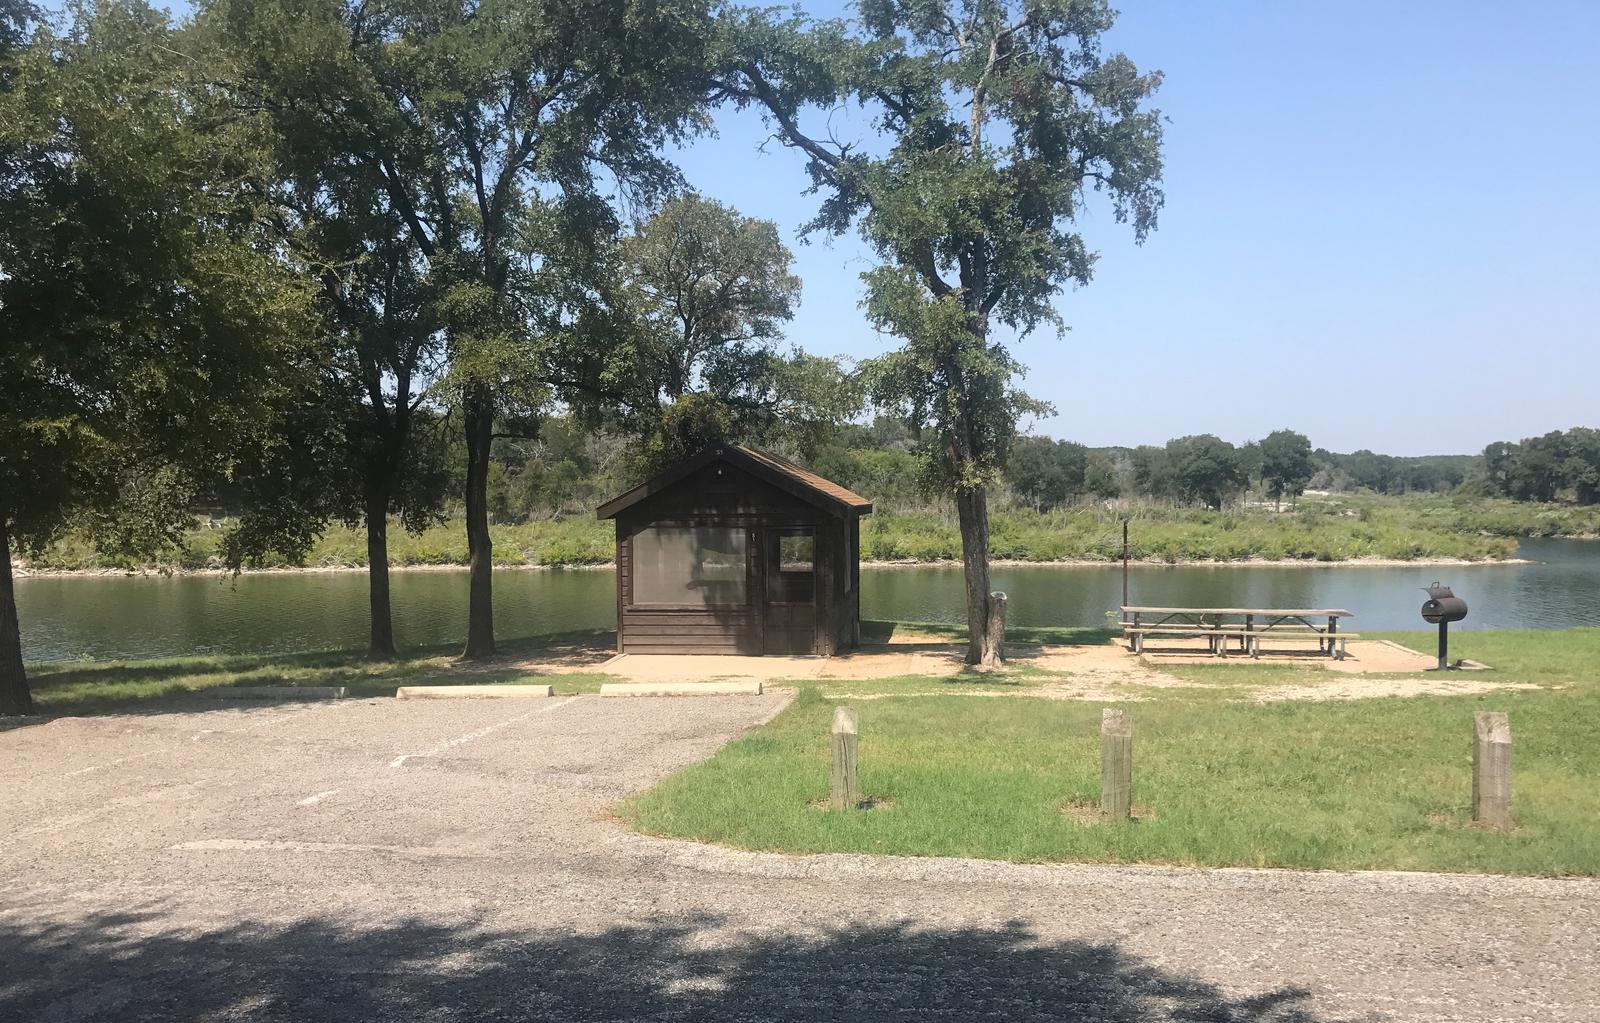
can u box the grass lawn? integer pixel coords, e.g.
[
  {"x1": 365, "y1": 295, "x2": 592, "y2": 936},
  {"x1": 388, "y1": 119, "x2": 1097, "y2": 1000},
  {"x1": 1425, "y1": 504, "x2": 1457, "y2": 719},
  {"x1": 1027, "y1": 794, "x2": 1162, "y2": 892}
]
[
  {"x1": 624, "y1": 628, "x2": 1600, "y2": 876},
  {"x1": 23, "y1": 631, "x2": 621, "y2": 713}
]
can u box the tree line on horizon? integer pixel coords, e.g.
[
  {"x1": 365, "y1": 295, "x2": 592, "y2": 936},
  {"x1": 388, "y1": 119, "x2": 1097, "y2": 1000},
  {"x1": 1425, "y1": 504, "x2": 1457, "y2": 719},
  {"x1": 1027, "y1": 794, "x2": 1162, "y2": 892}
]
[
  {"x1": 1469, "y1": 429, "x2": 1600, "y2": 506},
  {"x1": 204, "y1": 418, "x2": 1518, "y2": 526},
  {"x1": 0, "y1": 0, "x2": 1166, "y2": 712}
]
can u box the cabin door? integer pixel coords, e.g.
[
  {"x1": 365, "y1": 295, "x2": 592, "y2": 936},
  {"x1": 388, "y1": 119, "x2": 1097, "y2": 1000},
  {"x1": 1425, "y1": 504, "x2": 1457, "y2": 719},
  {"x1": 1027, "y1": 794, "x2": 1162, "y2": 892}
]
[{"x1": 762, "y1": 528, "x2": 817, "y2": 655}]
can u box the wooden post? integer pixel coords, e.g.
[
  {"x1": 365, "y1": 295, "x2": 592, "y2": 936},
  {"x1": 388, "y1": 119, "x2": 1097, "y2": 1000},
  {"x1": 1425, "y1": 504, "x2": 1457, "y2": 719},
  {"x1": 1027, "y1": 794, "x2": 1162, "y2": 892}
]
[
  {"x1": 1100, "y1": 708, "x2": 1133, "y2": 819},
  {"x1": 1472, "y1": 711, "x2": 1512, "y2": 830},
  {"x1": 985, "y1": 591, "x2": 1008, "y2": 666},
  {"x1": 830, "y1": 706, "x2": 859, "y2": 810}
]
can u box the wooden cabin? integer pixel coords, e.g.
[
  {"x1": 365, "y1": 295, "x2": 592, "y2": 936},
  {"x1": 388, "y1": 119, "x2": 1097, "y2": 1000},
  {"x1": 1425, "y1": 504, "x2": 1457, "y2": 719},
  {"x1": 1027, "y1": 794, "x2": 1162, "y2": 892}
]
[{"x1": 596, "y1": 445, "x2": 873, "y2": 656}]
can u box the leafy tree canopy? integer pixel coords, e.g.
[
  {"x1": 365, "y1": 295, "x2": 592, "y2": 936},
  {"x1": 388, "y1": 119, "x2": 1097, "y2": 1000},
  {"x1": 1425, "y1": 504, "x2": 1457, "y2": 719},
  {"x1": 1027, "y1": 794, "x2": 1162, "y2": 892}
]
[
  {"x1": 0, "y1": 0, "x2": 321, "y2": 711},
  {"x1": 1165, "y1": 435, "x2": 1246, "y2": 510},
  {"x1": 1259, "y1": 429, "x2": 1314, "y2": 506}
]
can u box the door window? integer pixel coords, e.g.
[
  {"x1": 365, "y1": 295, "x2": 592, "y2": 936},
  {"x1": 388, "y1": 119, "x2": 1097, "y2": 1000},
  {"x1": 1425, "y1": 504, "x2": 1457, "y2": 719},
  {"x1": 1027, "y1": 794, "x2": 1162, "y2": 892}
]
[{"x1": 767, "y1": 530, "x2": 815, "y2": 604}]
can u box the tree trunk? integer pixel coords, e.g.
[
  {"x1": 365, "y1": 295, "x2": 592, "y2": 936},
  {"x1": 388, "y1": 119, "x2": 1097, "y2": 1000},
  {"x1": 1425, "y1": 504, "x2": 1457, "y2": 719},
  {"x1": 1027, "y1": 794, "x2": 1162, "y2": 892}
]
[
  {"x1": 462, "y1": 386, "x2": 496, "y2": 659},
  {"x1": 0, "y1": 522, "x2": 33, "y2": 716},
  {"x1": 365, "y1": 483, "x2": 396, "y2": 657},
  {"x1": 955, "y1": 486, "x2": 1000, "y2": 666}
]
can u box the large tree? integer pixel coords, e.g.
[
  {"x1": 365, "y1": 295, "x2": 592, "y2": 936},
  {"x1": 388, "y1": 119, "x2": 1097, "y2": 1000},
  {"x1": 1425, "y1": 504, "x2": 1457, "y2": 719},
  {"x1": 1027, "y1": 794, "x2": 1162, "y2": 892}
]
[
  {"x1": 1259, "y1": 429, "x2": 1313, "y2": 511},
  {"x1": 203, "y1": 0, "x2": 715, "y2": 657},
  {"x1": 565, "y1": 192, "x2": 857, "y2": 470},
  {"x1": 1166, "y1": 434, "x2": 1247, "y2": 510},
  {"x1": 0, "y1": 0, "x2": 319, "y2": 713},
  {"x1": 714, "y1": 0, "x2": 1164, "y2": 664},
  {"x1": 219, "y1": 212, "x2": 455, "y2": 656}
]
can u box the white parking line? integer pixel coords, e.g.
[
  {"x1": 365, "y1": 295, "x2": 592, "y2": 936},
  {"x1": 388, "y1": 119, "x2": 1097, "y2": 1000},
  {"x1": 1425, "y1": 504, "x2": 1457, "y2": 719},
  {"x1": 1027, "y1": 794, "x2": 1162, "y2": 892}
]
[
  {"x1": 387, "y1": 696, "x2": 577, "y2": 768},
  {"x1": 170, "y1": 838, "x2": 495, "y2": 860},
  {"x1": 296, "y1": 789, "x2": 341, "y2": 806}
]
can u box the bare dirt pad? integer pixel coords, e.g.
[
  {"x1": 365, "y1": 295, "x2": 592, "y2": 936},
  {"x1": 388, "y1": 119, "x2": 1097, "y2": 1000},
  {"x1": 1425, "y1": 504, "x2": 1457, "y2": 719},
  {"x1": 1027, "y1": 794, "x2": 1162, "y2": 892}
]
[
  {"x1": 581, "y1": 640, "x2": 1514, "y2": 704},
  {"x1": 1250, "y1": 677, "x2": 1546, "y2": 703},
  {"x1": 581, "y1": 638, "x2": 1181, "y2": 689},
  {"x1": 4, "y1": 697, "x2": 1599, "y2": 1021}
]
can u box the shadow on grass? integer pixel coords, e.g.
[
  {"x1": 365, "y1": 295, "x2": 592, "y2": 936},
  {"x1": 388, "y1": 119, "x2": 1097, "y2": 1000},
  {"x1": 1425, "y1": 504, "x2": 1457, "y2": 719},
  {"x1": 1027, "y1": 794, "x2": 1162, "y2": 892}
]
[
  {"x1": 0, "y1": 909, "x2": 1360, "y2": 1022},
  {"x1": 863, "y1": 619, "x2": 1118, "y2": 647},
  {"x1": 20, "y1": 630, "x2": 618, "y2": 717}
]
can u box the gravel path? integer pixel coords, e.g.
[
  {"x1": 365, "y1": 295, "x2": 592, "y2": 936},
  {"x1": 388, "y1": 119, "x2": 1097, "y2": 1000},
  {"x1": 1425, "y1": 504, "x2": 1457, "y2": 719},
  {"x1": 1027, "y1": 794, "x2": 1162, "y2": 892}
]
[{"x1": 2, "y1": 694, "x2": 1596, "y2": 1022}]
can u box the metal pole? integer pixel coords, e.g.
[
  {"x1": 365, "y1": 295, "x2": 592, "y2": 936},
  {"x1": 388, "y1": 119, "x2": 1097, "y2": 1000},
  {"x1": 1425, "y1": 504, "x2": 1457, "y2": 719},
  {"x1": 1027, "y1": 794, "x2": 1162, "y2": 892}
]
[
  {"x1": 1121, "y1": 519, "x2": 1129, "y2": 610},
  {"x1": 1438, "y1": 620, "x2": 1449, "y2": 671}
]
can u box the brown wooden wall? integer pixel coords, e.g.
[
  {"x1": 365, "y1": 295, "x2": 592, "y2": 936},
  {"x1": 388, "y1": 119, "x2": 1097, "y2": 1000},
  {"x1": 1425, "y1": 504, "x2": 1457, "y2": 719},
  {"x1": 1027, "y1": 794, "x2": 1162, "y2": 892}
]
[{"x1": 613, "y1": 459, "x2": 862, "y2": 656}]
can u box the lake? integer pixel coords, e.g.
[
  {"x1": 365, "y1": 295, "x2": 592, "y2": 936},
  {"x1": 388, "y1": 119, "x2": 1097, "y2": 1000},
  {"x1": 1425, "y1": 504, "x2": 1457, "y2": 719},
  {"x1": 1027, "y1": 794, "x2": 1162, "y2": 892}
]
[{"x1": 15, "y1": 537, "x2": 1600, "y2": 663}]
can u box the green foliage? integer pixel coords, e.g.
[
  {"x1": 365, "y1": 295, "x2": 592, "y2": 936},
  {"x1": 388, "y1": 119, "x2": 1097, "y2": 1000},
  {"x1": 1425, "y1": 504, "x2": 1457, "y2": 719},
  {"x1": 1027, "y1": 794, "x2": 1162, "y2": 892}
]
[
  {"x1": 1258, "y1": 429, "x2": 1313, "y2": 505},
  {"x1": 0, "y1": 0, "x2": 321, "y2": 710},
  {"x1": 0, "y1": 0, "x2": 319, "y2": 550},
  {"x1": 563, "y1": 193, "x2": 859, "y2": 471},
  {"x1": 1162, "y1": 435, "x2": 1247, "y2": 510},
  {"x1": 1469, "y1": 427, "x2": 1600, "y2": 505},
  {"x1": 639, "y1": 393, "x2": 739, "y2": 473},
  {"x1": 713, "y1": 0, "x2": 1164, "y2": 653},
  {"x1": 1007, "y1": 436, "x2": 1089, "y2": 510},
  {"x1": 854, "y1": 500, "x2": 1521, "y2": 564},
  {"x1": 618, "y1": 192, "x2": 801, "y2": 403}
]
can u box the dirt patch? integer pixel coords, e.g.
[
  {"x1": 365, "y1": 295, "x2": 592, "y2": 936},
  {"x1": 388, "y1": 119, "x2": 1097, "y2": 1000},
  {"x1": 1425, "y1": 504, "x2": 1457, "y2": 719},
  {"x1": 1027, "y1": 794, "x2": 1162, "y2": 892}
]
[
  {"x1": 1026, "y1": 643, "x2": 1204, "y2": 688},
  {"x1": 518, "y1": 637, "x2": 1515, "y2": 705},
  {"x1": 1251, "y1": 678, "x2": 1544, "y2": 703},
  {"x1": 1060, "y1": 797, "x2": 1157, "y2": 825}
]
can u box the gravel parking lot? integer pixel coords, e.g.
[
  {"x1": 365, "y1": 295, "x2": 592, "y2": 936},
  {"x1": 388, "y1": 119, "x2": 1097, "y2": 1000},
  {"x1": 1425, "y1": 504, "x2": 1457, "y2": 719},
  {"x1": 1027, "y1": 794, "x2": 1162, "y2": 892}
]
[{"x1": 3, "y1": 693, "x2": 1597, "y2": 1022}]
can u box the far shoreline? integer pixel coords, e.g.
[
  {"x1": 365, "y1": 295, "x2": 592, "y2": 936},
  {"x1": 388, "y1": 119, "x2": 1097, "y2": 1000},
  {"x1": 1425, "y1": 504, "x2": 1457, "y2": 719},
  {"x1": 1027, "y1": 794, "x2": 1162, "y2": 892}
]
[{"x1": 14, "y1": 554, "x2": 1535, "y2": 580}]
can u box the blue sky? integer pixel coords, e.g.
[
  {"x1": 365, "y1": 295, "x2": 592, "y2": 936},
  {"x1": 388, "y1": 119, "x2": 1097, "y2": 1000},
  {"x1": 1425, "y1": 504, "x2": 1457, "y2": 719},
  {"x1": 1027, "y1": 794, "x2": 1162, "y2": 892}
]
[{"x1": 668, "y1": 1, "x2": 1600, "y2": 456}]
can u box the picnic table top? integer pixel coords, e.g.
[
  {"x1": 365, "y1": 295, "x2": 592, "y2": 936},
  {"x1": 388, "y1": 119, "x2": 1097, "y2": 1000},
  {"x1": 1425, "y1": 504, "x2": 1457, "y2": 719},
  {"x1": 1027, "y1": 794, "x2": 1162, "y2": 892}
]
[{"x1": 1121, "y1": 606, "x2": 1354, "y2": 618}]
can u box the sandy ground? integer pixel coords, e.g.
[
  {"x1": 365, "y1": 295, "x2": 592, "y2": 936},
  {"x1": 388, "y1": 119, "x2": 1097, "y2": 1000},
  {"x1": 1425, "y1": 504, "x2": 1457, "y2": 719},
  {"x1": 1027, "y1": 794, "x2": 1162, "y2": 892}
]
[
  {"x1": 2, "y1": 696, "x2": 1596, "y2": 1021},
  {"x1": 559, "y1": 637, "x2": 1531, "y2": 703}
]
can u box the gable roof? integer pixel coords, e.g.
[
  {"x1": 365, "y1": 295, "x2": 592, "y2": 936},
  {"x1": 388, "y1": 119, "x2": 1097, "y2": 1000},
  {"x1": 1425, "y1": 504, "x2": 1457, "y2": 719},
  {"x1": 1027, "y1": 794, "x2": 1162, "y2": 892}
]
[{"x1": 595, "y1": 444, "x2": 873, "y2": 520}]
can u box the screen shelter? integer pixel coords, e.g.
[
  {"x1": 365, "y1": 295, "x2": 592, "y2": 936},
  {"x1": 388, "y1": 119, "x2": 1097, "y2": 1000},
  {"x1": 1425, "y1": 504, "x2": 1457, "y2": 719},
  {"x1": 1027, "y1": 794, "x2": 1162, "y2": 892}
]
[{"x1": 596, "y1": 445, "x2": 873, "y2": 656}]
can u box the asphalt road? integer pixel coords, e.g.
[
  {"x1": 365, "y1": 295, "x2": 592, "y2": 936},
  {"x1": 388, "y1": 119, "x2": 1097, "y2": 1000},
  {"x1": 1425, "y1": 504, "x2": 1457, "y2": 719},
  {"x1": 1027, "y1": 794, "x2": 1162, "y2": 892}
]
[{"x1": 2, "y1": 693, "x2": 1596, "y2": 1022}]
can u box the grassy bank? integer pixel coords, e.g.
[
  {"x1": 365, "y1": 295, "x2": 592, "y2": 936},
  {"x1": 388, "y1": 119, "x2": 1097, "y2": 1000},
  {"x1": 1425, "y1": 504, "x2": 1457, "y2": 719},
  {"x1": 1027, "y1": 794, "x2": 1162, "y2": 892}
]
[
  {"x1": 625, "y1": 629, "x2": 1600, "y2": 876},
  {"x1": 867, "y1": 497, "x2": 1528, "y2": 563},
  {"x1": 25, "y1": 492, "x2": 1593, "y2": 573}
]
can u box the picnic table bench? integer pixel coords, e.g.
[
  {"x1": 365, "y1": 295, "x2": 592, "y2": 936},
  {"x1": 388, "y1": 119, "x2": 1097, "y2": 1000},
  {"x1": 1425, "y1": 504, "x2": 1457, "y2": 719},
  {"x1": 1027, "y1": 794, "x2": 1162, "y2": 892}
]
[{"x1": 1120, "y1": 606, "x2": 1357, "y2": 659}]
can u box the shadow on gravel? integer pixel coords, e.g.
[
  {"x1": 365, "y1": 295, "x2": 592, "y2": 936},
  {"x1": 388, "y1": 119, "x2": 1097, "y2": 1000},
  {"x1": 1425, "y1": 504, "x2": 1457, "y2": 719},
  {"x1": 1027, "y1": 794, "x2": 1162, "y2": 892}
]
[{"x1": 2, "y1": 908, "x2": 1366, "y2": 1022}]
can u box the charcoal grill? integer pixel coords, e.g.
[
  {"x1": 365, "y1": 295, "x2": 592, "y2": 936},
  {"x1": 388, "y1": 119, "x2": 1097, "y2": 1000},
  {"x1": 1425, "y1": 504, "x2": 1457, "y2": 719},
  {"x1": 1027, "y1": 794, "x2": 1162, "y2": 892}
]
[{"x1": 1421, "y1": 582, "x2": 1468, "y2": 670}]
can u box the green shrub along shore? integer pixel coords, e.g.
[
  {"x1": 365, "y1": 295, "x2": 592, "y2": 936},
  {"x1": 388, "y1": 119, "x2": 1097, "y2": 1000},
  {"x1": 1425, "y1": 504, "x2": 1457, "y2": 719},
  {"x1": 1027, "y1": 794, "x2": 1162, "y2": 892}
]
[{"x1": 21, "y1": 493, "x2": 1600, "y2": 574}]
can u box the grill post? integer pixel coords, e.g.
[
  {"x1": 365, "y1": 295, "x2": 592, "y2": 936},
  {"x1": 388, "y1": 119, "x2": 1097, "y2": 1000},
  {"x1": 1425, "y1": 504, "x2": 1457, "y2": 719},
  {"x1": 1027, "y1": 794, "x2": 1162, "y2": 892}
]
[
  {"x1": 1121, "y1": 519, "x2": 1129, "y2": 610},
  {"x1": 1437, "y1": 620, "x2": 1449, "y2": 671}
]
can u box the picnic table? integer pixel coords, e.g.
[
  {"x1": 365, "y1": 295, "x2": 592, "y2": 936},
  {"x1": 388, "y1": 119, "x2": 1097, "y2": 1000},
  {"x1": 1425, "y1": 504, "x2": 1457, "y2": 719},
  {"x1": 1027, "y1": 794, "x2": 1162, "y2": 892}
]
[{"x1": 1120, "y1": 606, "x2": 1357, "y2": 659}]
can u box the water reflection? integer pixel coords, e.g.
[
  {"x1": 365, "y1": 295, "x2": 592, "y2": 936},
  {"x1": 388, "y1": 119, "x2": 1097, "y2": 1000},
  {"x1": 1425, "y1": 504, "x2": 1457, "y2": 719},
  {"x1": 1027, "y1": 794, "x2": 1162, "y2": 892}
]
[{"x1": 14, "y1": 538, "x2": 1599, "y2": 663}]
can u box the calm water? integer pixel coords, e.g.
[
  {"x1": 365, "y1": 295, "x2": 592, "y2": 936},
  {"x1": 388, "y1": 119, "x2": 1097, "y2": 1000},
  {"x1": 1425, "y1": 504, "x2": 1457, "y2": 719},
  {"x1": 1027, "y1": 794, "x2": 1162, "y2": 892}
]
[{"x1": 15, "y1": 537, "x2": 1600, "y2": 663}]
